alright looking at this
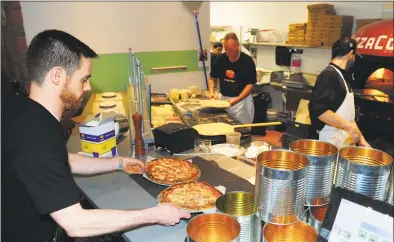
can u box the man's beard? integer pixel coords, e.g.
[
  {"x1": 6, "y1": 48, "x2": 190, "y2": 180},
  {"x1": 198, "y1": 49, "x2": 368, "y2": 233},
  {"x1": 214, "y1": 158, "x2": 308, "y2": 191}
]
[{"x1": 60, "y1": 86, "x2": 82, "y2": 112}]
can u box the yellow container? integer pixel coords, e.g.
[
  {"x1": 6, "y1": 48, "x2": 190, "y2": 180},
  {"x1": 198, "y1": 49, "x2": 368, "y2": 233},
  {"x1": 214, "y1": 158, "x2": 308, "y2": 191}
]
[{"x1": 169, "y1": 88, "x2": 180, "y2": 103}]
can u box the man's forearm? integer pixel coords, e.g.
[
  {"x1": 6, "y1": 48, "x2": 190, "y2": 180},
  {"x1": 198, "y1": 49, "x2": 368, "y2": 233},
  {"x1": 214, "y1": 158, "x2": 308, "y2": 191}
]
[
  {"x1": 318, "y1": 110, "x2": 351, "y2": 130},
  {"x1": 234, "y1": 84, "x2": 254, "y2": 103},
  {"x1": 208, "y1": 77, "x2": 216, "y2": 93},
  {"x1": 68, "y1": 153, "x2": 117, "y2": 175},
  {"x1": 53, "y1": 204, "x2": 158, "y2": 237}
]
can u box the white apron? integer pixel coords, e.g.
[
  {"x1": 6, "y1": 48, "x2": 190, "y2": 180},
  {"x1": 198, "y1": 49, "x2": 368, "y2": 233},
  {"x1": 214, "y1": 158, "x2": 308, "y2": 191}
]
[
  {"x1": 221, "y1": 94, "x2": 254, "y2": 124},
  {"x1": 318, "y1": 65, "x2": 355, "y2": 149}
]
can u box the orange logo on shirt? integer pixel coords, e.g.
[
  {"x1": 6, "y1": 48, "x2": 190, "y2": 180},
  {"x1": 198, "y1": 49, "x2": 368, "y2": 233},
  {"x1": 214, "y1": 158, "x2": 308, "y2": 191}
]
[{"x1": 225, "y1": 70, "x2": 235, "y2": 79}]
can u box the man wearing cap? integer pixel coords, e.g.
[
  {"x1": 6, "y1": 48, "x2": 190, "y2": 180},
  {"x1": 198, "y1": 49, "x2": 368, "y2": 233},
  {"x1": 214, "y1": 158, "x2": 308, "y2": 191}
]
[
  {"x1": 309, "y1": 38, "x2": 370, "y2": 148},
  {"x1": 211, "y1": 42, "x2": 223, "y2": 68}
]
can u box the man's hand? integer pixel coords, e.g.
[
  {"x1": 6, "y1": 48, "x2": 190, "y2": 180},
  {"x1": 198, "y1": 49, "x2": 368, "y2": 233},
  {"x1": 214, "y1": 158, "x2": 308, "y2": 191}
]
[
  {"x1": 359, "y1": 136, "x2": 371, "y2": 147},
  {"x1": 122, "y1": 157, "x2": 144, "y2": 174},
  {"x1": 228, "y1": 98, "x2": 240, "y2": 106},
  {"x1": 152, "y1": 204, "x2": 191, "y2": 226},
  {"x1": 208, "y1": 91, "x2": 215, "y2": 99},
  {"x1": 344, "y1": 121, "x2": 360, "y2": 144},
  {"x1": 351, "y1": 121, "x2": 371, "y2": 147}
]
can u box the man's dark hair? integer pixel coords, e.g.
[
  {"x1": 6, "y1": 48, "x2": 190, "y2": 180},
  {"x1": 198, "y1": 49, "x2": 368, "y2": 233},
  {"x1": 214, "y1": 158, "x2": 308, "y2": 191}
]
[
  {"x1": 331, "y1": 38, "x2": 359, "y2": 59},
  {"x1": 213, "y1": 42, "x2": 223, "y2": 49},
  {"x1": 26, "y1": 29, "x2": 98, "y2": 85}
]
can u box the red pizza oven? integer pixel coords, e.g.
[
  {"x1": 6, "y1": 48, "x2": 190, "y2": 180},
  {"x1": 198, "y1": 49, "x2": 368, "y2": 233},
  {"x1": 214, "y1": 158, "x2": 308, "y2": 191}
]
[{"x1": 351, "y1": 19, "x2": 393, "y2": 155}]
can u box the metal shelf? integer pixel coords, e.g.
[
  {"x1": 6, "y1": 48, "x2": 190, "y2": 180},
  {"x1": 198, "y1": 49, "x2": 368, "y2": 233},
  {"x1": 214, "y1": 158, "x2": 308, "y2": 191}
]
[
  {"x1": 242, "y1": 42, "x2": 331, "y2": 49},
  {"x1": 210, "y1": 41, "x2": 331, "y2": 49}
]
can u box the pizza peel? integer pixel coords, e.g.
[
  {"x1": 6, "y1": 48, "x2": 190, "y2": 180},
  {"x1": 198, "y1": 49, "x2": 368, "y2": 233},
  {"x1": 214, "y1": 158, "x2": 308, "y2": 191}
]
[{"x1": 192, "y1": 121, "x2": 282, "y2": 136}]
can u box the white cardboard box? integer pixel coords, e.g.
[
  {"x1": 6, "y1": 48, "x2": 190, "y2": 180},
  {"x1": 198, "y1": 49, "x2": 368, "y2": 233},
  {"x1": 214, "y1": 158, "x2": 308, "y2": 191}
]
[{"x1": 79, "y1": 112, "x2": 118, "y2": 157}]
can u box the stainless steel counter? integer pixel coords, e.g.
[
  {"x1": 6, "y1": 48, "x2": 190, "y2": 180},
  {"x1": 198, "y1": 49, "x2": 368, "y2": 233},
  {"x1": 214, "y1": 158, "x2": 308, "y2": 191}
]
[{"x1": 67, "y1": 128, "x2": 257, "y2": 242}]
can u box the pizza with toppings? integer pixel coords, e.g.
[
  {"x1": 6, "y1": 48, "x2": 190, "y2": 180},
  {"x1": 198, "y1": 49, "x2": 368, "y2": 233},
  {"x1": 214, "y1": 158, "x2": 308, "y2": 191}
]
[
  {"x1": 158, "y1": 181, "x2": 223, "y2": 211},
  {"x1": 123, "y1": 164, "x2": 143, "y2": 174},
  {"x1": 144, "y1": 158, "x2": 201, "y2": 185}
]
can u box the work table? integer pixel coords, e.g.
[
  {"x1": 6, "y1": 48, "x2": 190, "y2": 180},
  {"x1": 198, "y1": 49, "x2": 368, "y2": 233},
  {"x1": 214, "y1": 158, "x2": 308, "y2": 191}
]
[
  {"x1": 165, "y1": 98, "x2": 252, "y2": 145},
  {"x1": 67, "y1": 127, "x2": 258, "y2": 242}
]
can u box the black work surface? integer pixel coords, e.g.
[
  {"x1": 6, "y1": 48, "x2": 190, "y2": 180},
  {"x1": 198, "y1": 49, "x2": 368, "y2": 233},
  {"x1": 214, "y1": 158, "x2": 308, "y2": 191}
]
[{"x1": 129, "y1": 156, "x2": 255, "y2": 203}]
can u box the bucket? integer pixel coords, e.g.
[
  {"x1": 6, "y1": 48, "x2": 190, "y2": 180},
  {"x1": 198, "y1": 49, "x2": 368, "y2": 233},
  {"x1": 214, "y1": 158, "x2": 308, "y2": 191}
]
[
  {"x1": 216, "y1": 192, "x2": 261, "y2": 242},
  {"x1": 262, "y1": 221, "x2": 318, "y2": 242},
  {"x1": 336, "y1": 146, "x2": 393, "y2": 201},
  {"x1": 255, "y1": 150, "x2": 309, "y2": 224},
  {"x1": 289, "y1": 139, "x2": 338, "y2": 206},
  {"x1": 186, "y1": 213, "x2": 241, "y2": 242},
  {"x1": 308, "y1": 205, "x2": 328, "y2": 233}
]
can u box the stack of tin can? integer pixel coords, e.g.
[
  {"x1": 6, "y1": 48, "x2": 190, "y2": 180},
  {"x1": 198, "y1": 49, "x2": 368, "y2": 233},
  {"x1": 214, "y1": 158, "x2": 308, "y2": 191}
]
[
  {"x1": 336, "y1": 146, "x2": 393, "y2": 201},
  {"x1": 289, "y1": 140, "x2": 338, "y2": 235},
  {"x1": 387, "y1": 166, "x2": 394, "y2": 205},
  {"x1": 186, "y1": 140, "x2": 393, "y2": 242},
  {"x1": 257, "y1": 140, "x2": 393, "y2": 241},
  {"x1": 255, "y1": 149, "x2": 318, "y2": 241}
]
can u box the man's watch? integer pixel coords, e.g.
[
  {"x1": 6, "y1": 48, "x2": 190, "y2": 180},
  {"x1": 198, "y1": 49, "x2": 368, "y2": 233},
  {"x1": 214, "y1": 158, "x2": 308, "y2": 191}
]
[{"x1": 117, "y1": 156, "x2": 124, "y2": 171}]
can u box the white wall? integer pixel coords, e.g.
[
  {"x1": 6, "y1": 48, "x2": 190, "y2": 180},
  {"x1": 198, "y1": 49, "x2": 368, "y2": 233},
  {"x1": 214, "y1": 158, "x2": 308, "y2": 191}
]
[
  {"x1": 210, "y1": 2, "x2": 387, "y2": 113},
  {"x1": 21, "y1": 2, "x2": 210, "y2": 91},
  {"x1": 210, "y1": 2, "x2": 386, "y2": 74},
  {"x1": 256, "y1": 46, "x2": 332, "y2": 74},
  {"x1": 211, "y1": 2, "x2": 385, "y2": 33}
]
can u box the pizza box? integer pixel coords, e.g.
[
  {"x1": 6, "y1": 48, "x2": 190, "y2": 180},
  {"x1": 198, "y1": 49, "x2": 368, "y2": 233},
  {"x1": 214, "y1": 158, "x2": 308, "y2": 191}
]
[
  {"x1": 307, "y1": 3, "x2": 334, "y2": 10},
  {"x1": 289, "y1": 23, "x2": 307, "y2": 28},
  {"x1": 288, "y1": 30, "x2": 306, "y2": 35},
  {"x1": 78, "y1": 112, "x2": 118, "y2": 158}
]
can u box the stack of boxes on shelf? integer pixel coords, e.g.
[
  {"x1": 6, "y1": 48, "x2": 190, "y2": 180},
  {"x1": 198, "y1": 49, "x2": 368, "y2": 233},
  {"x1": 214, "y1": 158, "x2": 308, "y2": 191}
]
[
  {"x1": 356, "y1": 18, "x2": 382, "y2": 31},
  {"x1": 288, "y1": 23, "x2": 307, "y2": 45},
  {"x1": 304, "y1": 4, "x2": 353, "y2": 47}
]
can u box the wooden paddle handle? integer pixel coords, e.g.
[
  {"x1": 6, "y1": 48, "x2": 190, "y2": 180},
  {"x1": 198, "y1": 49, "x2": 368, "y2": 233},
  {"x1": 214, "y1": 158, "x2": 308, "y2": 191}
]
[{"x1": 233, "y1": 122, "x2": 282, "y2": 129}]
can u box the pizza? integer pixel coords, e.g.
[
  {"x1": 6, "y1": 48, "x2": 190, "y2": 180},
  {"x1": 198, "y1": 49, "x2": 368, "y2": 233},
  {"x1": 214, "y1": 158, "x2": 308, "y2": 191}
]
[
  {"x1": 123, "y1": 164, "x2": 143, "y2": 174},
  {"x1": 144, "y1": 158, "x2": 201, "y2": 185},
  {"x1": 158, "y1": 181, "x2": 223, "y2": 211}
]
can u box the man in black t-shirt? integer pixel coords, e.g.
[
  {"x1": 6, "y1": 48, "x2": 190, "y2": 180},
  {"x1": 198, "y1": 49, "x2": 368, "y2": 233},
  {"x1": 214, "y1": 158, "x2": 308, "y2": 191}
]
[
  {"x1": 308, "y1": 39, "x2": 370, "y2": 148},
  {"x1": 210, "y1": 42, "x2": 223, "y2": 68},
  {"x1": 209, "y1": 32, "x2": 256, "y2": 124},
  {"x1": 1, "y1": 30, "x2": 190, "y2": 242}
]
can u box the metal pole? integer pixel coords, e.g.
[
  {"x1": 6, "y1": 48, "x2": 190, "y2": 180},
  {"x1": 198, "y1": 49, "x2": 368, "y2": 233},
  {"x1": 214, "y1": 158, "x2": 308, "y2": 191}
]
[
  {"x1": 193, "y1": 11, "x2": 208, "y2": 89},
  {"x1": 128, "y1": 48, "x2": 133, "y2": 85},
  {"x1": 132, "y1": 53, "x2": 137, "y2": 84},
  {"x1": 136, "y1": 61, "x2": 144, "y2": 134}
]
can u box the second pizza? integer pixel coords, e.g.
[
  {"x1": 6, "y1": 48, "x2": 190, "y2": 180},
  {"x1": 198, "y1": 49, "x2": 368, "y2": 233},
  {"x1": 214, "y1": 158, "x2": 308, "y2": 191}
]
[{"x1": 158, "y1": 181, "x2": 223, "y2": 212}]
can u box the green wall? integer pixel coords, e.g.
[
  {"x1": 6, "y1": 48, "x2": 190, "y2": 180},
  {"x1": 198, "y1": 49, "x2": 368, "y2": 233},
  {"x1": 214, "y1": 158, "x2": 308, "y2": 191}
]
[{"x1": 90, "y1": 50, "x2": 206, "y2": 93}]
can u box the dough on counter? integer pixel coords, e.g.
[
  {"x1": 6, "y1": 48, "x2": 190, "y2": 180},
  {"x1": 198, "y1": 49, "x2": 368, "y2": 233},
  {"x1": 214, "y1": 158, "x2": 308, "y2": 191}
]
[
  {"x1": 192, "y1": 123, "x2": 234, "y2": 136},
  {"x1": 199, "y1": 99, "x2": 230, "y2": 108}
]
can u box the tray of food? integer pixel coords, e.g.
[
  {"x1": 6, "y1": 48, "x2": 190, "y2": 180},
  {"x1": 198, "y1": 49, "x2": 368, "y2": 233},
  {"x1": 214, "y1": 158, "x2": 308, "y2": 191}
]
[
  {"x1": 151, "y1": 93, "x2": 171, "y2": 104},
  {"x1": 151, "y1": 104, "x2": 184, "y2": 128}
]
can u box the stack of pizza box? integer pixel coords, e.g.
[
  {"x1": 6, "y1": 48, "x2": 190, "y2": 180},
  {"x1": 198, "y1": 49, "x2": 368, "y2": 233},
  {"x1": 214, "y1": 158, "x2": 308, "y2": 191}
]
[
  {"x1": 305, "y1": 4, "x2": 354, "y2": 47},
  {"x1": 288, "y1": 23, "x2": 307, "y2": 45},
  {"x1": 356, "y1": 18, "x2": 382, "y2": 31}
]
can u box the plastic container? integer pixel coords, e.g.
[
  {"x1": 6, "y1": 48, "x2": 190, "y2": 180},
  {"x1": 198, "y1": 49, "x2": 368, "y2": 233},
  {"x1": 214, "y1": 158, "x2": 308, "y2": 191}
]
[
  {"x1": 226, "y1": 132, "x2": 241, "y2": 145},
  {"x1": 266, "y1": 109, "x2": 278, "y2": 121}
]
